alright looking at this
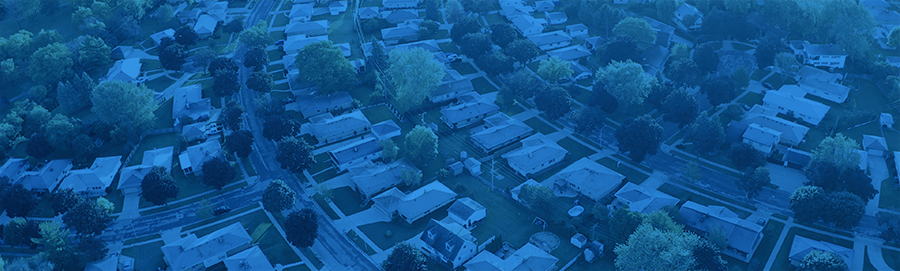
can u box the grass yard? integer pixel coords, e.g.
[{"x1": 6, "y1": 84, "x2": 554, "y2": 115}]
[
  {"x1": 127, "y1": 132, "x2": 180, "y2": 166},
  {"x1": 309, "y1": 153, "x2": 334, "y2": 175},
  {"x1": 438, "y1": 42, "x2": 462, "y2": 55},
  {"x1": 748, "y1": 219, "x2": 786, "y2": 269},
  {"x1": 153, "y1": 99, "x2": 175, "y2": 129},
  {"x1": 349, "y1": 85, "x2": 376, "y2": 106},
  {"x1": 183, "y1": 204, "x2": 262, "y2": 231},
  {"x1": 330, "y1": 186, "x2": 371, "y2": 216},
  {"x1": 772, "y1": 227, "x2": 854, "y2": 270},
  {"x1": 257, "y1": 223, "x2": 303, "y2": 265},
  {"x1": 451, "y1": 62, "x2": 478, "y2": 75},
  {"x1": 865, "y1": 250, "x2": 878, "y2": 271},
  {"x1": 313, "y1": 193, "x2": 341, "y2": 219},
  {"x1": 241, "y1": 157, "x2": 257, "y2": 176},
  {"x1": 751, "y1": 69, "x2": 770, "y2": 81},
  {"x1": 312, "y1": 167, "x2": 339, "y2": 183},
  {"x1": 658, "y1": 183, "x2": 751, "y2": 218},
  {"x1": 596, "y1": 157, "x2": 650, "y2": 184},
  {"x1": 737, "y1": 92, "x2": 763, "y2": 106},
  {"x1": 606, "y1": 100, "x2": 654, "y2": 124},
  {"x1": 327, "y1": 11, "x2": 357, "y2": 45},
  {"x1": 122, "y1": 241, "x2": 165, "y2": 271},
  {"x1": 347, "y1": 230, "x2": 378, "y2": 255},
  {"x1": 358, "y1": 205, "x2": 451, "y2": 250},
  {"x1": 362, "y1": 105, "x2": 397, "y2": 124},
  {"x1": 500, "y1": 102, "x2": 526, "y2": 116},
  {"x1": 881, "y1": 179, "x2": 900, "y2": 210},
  {"x1": 145, "y1": 76, "x2": 175, "y2": 92},
  {"x1": 884, "y1": 248, "x2": 900, "y2": 270},
  {"x1": 123, "y1": 234, "x2": 162, "y2": 246},
  {"x1": 484, "y1": 13, "x2": 507, "y2": 24},
  {"x1": 472, "y1": 77, "x2": 499, "y2": 94},
  {"x1": 141, "y1": 59, "x2": 163, "y2": 71},
  {"x1": 556, "y1": 137, "x2": 596, "y2": 161},
  {"x1": 273, "y1": 13, "x2": 290, "y2": 27},
  {"x1": 524, "y1": 117, "x2": 558, "y2": 134}
]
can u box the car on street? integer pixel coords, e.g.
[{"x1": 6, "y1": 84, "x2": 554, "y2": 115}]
[
  {"x1": 214, "y1": 206, "x2": 232, "y2": 216},
  {"x1": 762, "y1": 82, "x2": 774, "y2": 90}
]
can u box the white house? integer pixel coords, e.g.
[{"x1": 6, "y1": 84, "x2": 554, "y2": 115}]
[
  {"x1": 549, "y1": 158, "x2": 625, "y2": 201},
  {"x1": 223, "y1": 246, "x2": 275, "y2": 271},
  {"x1": 742, "y1": 105, "x2": 810, "y2": 146},
  {"x1": 527, "y1": 30, "x2": 572, "y2": 51},
  {"x1": 383, "y1": 0, "x2": 418, "y2": 9},
  {"x1": 796, "y1": 66, "x2": 850, "y2": 103},
  {"x1": 790, "y1": 41, "x2": 848, "y2": 69},
  {"x1": 193, "y1": 14, "x2": 217, "y2": 39},
  {"x1": 304, "y1": 111, "x2": 371, "y2": 144},
  {"x1": 673, "y1": 3, "x2": 703, "y2": 31},
  {"x1": 58, "y1": 156, "x2": 123, "y2": 197},
  {"x1": 420, "y1": 219, "x2": 479, "y2": 269},
  {"x1": 440, "y1": 92, "x2": 500, "y2": 129},
  {"x1": 788, "y1": 236, "x2": 853, "y2": 268},
  {"x1": 0, "y1": 158, "x2": 28, "y2": 180},
  {"x1": 446, "y1": 197, "x2": 486, "y2": 229},
  {"x1": 282, "y1": 34, "x2": 328, "y2": 55},
  {"x1": 470, "y1": 113, "x2": 534, "y2": 153},
  {"x1": 381, "y1": 21, "x2": 420, "y2": 45},
  {"x1": 289, "y1": 4, "x2": 314, "y2": 21},
  {"x1": 150, "y1": 28, "x2": 175, "y2": 45},
  {"x1": 285, "y1": 19, "x2": 329, "y2": 36},
  {"x1": 429, "y1": 69, "x2": 475, "y2": 103},
  {"x1": 371, "y1": 120, "x2": 402, "y2": 141},
  {"x1": 610, "y1": 182, "x2": 679, "y2": 214},
  {"x1": 328, "y1": 137, "x2": 383, "y2": 171},
  {"x1": 742, "y1": 123, "x2": 781, "y2": 154},
  {"x1": 105, "y1": 58, "x2": 142, "y2": 82},
  {"x1": 547, "y1": 45, "x2": 591, "y2": 62},
  {"x1": 762, "y1": 87, "x2": 830, "y2": 125},
  {"x1": 544, "y1": 12, "x2": 567, "y2": 25},
  {"x1": 464, "y1": 243, "x2": 558, "y2": 271},
  {"x1": 509, "y1": 15, "x2": 546, "y2": 37},
  {"x1": 565, "y1": 23, "x2": 589, "y2": 38},
  {"x1": 349, "y1": 159, "x2": 419, "y2": 198},
  {"x1": 373, "y1": 181, "x2": 457, "y2": 223},
  {"x1": 680, "y1": 201, "x2": 764, "y2": 262},
  {"x1": 162, "y1": 222, "x2": 252, "y2": 271},
  {"x1": 172, "y1": 85, "x2": 212, "y2": 124},
  {"x1": 502, "y1": 133, "x2": 569, "y2": 177},
  {"x1": 178, "y1": 140, "x2": 223, "y2": 176}
]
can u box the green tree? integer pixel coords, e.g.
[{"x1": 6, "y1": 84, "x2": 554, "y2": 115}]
[
  {"x1": 574, "y1": 106, "x2": 606, "y2": 135},
  {"x1": 615, "y1": 115, "x2": 664, "y2": 162},
  {"x1": 476, "y1": 51, "x2": 514, "y2": 76},
  {"x1": 671, "y1": 43, "x2": 691, "y2": 61},
  {"x1": 91, "y1": 80, "x2": 158, "y2": 143},
  {"x1": 212, "y1": 69, "x2": 240, "y2": 96},
  {"x1": 285, "y1": 208, "x2": 318, "y2": 247},
  {"x1": 737, "y1": 167, "x2": 775, "y2": 199},
  {"x1": 655, "y1": 0, "x2": 680, "y2": 22},
  {"x1": 643, "y1": 210, "x2": 683, "y2": 232},
  {"x1": 31, "y1": 221, "x2": 81, "y2": 271},
  {"x1": 818, "y1": 0, "x2": 876, "y2": 62},
  {"x1": 799, "y1": 250, "x2": 848, "y2": 271},
  {"x1": 808, "y1": 134, "x2": 860, "y2": 172},
  {"x1": 518, "y1": 184, "x2": 554, "y2": 212},
  {"x1": 243, "y1": 46, "x2": 269, "y2": 71},
  {"x1": 665, "y1": 58, "x2": 700, "y2": 86},
  {"x1": 821, "y1": 191, "x2": 865, "y2": 229},
  {"x1": 0, "y1": 58, "x2": 19, "y2": 83},
  {"x1": 400, "y1": 169, "x2": 423, "y2": 187},
  {"x1": 201, "y1": 157, "x2": 236, "y2": 189},
  {"x1": 490, "y1": 22, "x2": 518, "y2": 47},
  {"x1": 225, "y1": 130, "x2": 254, "y2": 158},
  {"x1": 276, "y1": 136, "x2": 315, "y2": 174},
  {"x1": 382, "y1": 242, "x2": 426, "y2": 271},
  {"x1": 687, "y1": 112, "x2": 725, "y2": 154},
  {"x1": 295, "y1": 41, "x2": 356, "y2": 94},
  {"x1": 30, "y1": 42, "x2": 73, "y2": 85},
  {"x1": 239, "y1": 20, "x2": 272, "y2": 48},
  {"x1": 612, "y1": 17, "x2": 656, "y2": 50},
  {"x1": 775, "y1": 52, "x2": 800, "y2": 78},
  {"x1": 4, "y1": 256, "x2": 53, "y2": 271},
  {"x1": 51, "y1": 188, "x2": 83, "y2": 215},
  {"x1": 790, "y1": 185, "x2": 824, "y2": 223},
  {"x1": 262, "y1": 179, "x2": 296, "y2": 212},
  {"x1": 609, "y1": 205, "x2": 645, "y2": 244},
  {"x1": 3, "y1": 218, "x2": 37, "y2": 247},
  {"x1": 157, "y1": 3, "x2": 175, "y2": 22},
  {"x1": 731, "y1": 65, "x2": 751, "y2": 90},
  {"x1": 729, "y1": 143, "x2": 766, "y2": 171},
  {"x1": 450, "y1": 16, "x2": 481, "y2": 43},
  {"x1": 693, "y1": 43, "x2": 719, "y2": 74},
  {"x1": 141, "y1": 166, "x2": 179, "y2": 206},
  {"x1": 504, "y1": 39, "x2": 541, "y2": 64},
  {"x1": 535, "y1": 86, "x2": 572, "y2": 119},
  {"x1": 387, "y1": 48, "x2": 445, "y2": 111},
  {"x1": 380, "y1": 139, "x2": 399, "y2": 162},
  {"x1": 661, "y1": 88, "x2": 699, "y2": 128},
  {"x1": 247, "y1": 70, "x2": 274, "y2": 93},
  {"x1": 159, "y1": 38, "x2": 188, "y2": 71},
  {"x1": 700, "y1": 76, "x2": 737, "y2": 106},
  {"x1": 76, "y1": 35, "x2": 111, "y2": 72},
  {"x1": 57, "y1": 72, "x2": 94, "y2": 113},
  {"x1": 537, "y1": 56, "x2": 573, "y2": 82},
  {"x1": 615, "y1": 223, "x2": 700, "y2": 271},
  {"x1": 460, "y1": 32, "x2": 492, "y2": 58},
  {"x1": 221, "y1": 100, "x2": 245, "y2": 131},
  {"x1": 1, "y1": 0, "x2": 39, "y2": 23},
  {"x1": 2, "y1": 184, "x2": 38, "y2": 218},
  {"x1": 26, "y1": 133, "x2": 54, "y2": 159},
  {"x1": 63, "y1": 198, "x2": 113, "y2": 235},
  {"x1": 445, "y1": 0, "x2": 464, "y2": 23},
  {"x1": 174, "y1": 24, "x2": 199, "y2": 46},
  {"x1": 0, "y1": 30, "x2": 33, "y2": 61},
  {"x1": 595, "y1": 60, "x2": 655, "y2": 107},
  {"x1": 404, "y1": 126, "x2": 438, "y2": 167},
  {"x1": 33, "y1": 30, "x2": 63, "y2": 53},
  {"x1": 754, "y1": 37, "x2": 779, "y2": 69},
  {"x1": 889, "y1": 26, "x2": 900, "y2": 48}
]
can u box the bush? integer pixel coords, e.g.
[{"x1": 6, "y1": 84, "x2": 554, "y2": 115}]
[{"x1": 385, "y1": 230, "x2": 393, "y2": 238}]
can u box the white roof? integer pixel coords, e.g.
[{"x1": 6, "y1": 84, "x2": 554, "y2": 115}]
[
  {"x1": 373, "y1": 181, "x2": 457, "y2": 222},
  {"x1": 223, "y1": 246, "x2": 275, "y2": 271},
  {"x1": 549, "y1": 157, "x2": 624, "y2": 199},
  {"x1": 162, "y1": 222, "x2": 252, "y2": 271},
  {"x1": 743, "y1": 105, "x2": 810, "y2": 145},
  {"x1": 59, "y1": 156, "x2": 123, "y2": 193},
  {"x1": 150, "y1": 28, "x2": 175, "y2": 45},
  {"x1": 179, "y1": 140, "x2": 223, "y2": 173},
  {"x1": 471, "y1": 114, "x2": 534, "y2": 152},
  {"x1": 501, "y1": 133, "x2": 569, "y2": 174},
  {"x1": 106, "y1": 58, "x2": 142, "y2": 82},
  {"x1": 193, "y1": 14, "x2": 217, "y2": 35},
  {"x1": 789, "y1": 236, "x2": 853, "y2": 267},
  {"x1": 763, "y1": 88, "x2": 830, "y2": 125},
  {"x1": 464, "y1": 243, "x2": 558, "y2": 271},
  {"x1": 613, "y1": 182, "x2": 679, "y2": 214}
]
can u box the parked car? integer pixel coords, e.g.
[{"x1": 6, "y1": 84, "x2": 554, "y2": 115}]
[
  {"x1": 275, "y1": 40, "x2": 285, "y2": 46},
  {"x1": 762, "y1": 82, "x2": 774, "y2": 90},
  {"x1": 136, "y1": 77, "x2": 149, "y2": 84},
  {"x1": 445, "y1": 53, "x2": 461, "y2": 62},
  {"x1": 214, "y1": 206, "x2": 232, "y2": 216}
]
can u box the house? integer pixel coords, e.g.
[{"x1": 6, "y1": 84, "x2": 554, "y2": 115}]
[
  {"x1": 304, "y1": 111, "x2": 371, "y2": 144},
  {"x1": 430, "y1": 69, "x2": 475, "y2": 103},
  {"x1": 223, "y1": 246, "x2": 275, "y2": 271},
  {"x1": 544, "y1": 12, "x2": 567, "y2": 25},
  {"x1": 796, "y1": 66, "x2": 850, "y2": 103},
  {"x1": 382, "y1": 9, "x2": 419, "y2": 24},
  {"x1": 464, "y1": 158, "x2": 482, "y2": 175},
  {"x1": 789, "y1": 41, "x2": 848, "y2": 69},
  {"x1": 742, "y1": 105, "x2": 810, "y2": 146},
  {"x1": 547, "y1": 45, "x2": 591, "y2": 62},
  {"x1": 420, "y1": 219, "x2": 479, "y2": 269},
  {"x1": 610, "y1": 182, "x2": 679, "y2": 214},
  {"x1": 289, "y1": 4, "x2": 314, "y2": 21},
  {"x1": 172, "y1": 85, "x2": 212, "y2": 124},
  {"x1": 464, "y1": 243, "x2": 558, "y2": 271},
  {"x1": 285, "y1": 19, "x2": 329, "y2": 36},
  {"x1": 784, "y1": 148, "x2": 812, "y2": 169},
  {"x1": 178, "y1": 140, "x2": 223, "y2": 176},
  {"x1": 881, "y1": 113, "x2": 895, "y2": 127},
  {"x1": 371, "y1": 120, "x2": 402, "y2": 141},
  {"x1": 528, "y1": 30, "x2": 572, "y2": 51},
  {"x1": 502, "y1": 133, "x2": 569, "y2": 177},
  {"x1": 742, "y1": 123, "x2": 782, "y2": 154},
  {"x1": 763, "y1": 87, "x2": 830, "y2": 125},
  {"x1": 181, "y1": 122, "x2": 218, "y2": 142},
  {"x1": 193, "y1": 14, "x2": 217, "y2": 39},
  {"x1": 329, "y1": 138, "x2": 383, "y2": 171},
  {"x1": 105, "y1": 58, "x2": 142, "y2": 82},
  {"x1": 335, "y1": 42, "x2": 352, "y2": 57},
  {"x1": 178, "y1": 8, "x2": 201, "y2": 24},
  {"x1": 292, "y1": 0, "x2": 315, "y2": 3},
  {"x1": 283, "y1": 34, "x2": 329, "y2": 55},
  {"x1": 162, "y1": 222, "x2": 252, "y2": 271},
  {"x1": 383, "y1": 0, "x2": 418, "y2": 9},
  {"x1": 440, "y1": 92, "x2": 500, "y2": 129},
  {"x1": 85, "y1": 254, "x2": 135, "y2": 271},
  {"x1": 373, "y1": 181, "x2": 457, "y2": 223},
  {"x1": 16, "y1": 159, "x2": 72, "y2": 192},
  {"x1": 0, "y1": 158, "x2": 28, "y2": 180},
  {"x1": 349, "y1": 159, "x2": 419, "y2": 197},
  {"x1": 788, "y1": 236, "x2": 853, "y2": 267},
  {"x1": 535, "y1": 0, "x2": 555, "y2": 12},
  {"x1": 204, "y1": 1, "x2": 228, "y2": 23},
  {"x1": 643, "y1": 16, "x2": 675, "y2": 47},
  {"x1": 679, "y1": 201, "x2": 764, "y2": 262},
  {"x1": 150, "y1": 28, "x2": 175, "y2": 45},
  {"x1": 117, "y1": 147, "x2": 174, "y2": 194},
  {"x1": 292, "y1": 91, "x2": 353, "y2": 118},
  {"x1": 141, "y1": 146, "x2": 174, "y2": 172},
  {"x1": 110, "y1": 46, "x2": 133, "y2": 60},
  {"x1": 58, "y1": 156, "x2": 123, "y2": 197},
  {"x1": 583, "y1": 36, "x2": 608, "y2": 52},
  {"x1": 509, "y1": 15, "x2": 546, "y2": 37},
  {"x1": 329, "y1": 1, "x2": 348, "y2": 15},
  {"x1": 382, "y1": 21, "x2": 420, "y2": 45},
  {"x1": 863, "y1": 135, "x2": 889, "y2": 156},
  {"x1": 358, "y1": 7, "x2": 380, "y2": 19},
  {"x1": 470, "y1": 113, "x2": 534, "y2": 153},
  {"x1": 549, "y1": 158, "x2": 625, "y2": 201},
  {"x1": 565, "y1": 23, "x2": 588, "y2": 38},
  {"x1": 446, "y1": 197, "x2": 486, "y2": 229},
  {"x1": 388, "y1": 39, "x2": 442, "y2": 53},
  {"x1": 673, "y1": 3, "x2": 703, "y2": 31},
  {"x1": 499, "y1": 2, "x2": 534, "y2": 18}
]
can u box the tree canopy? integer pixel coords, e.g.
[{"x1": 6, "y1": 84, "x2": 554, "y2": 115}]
[
  {"x1": 807, "y1": 134, "x2": 860, "y2": 172},
  {"x1": 30, "y1": 42, "x2": 73, "y2": 85},
  {"x1": 537, "y1": 56, "x2": 573, "y2": 82},
  {"x1": 661, "y1": 88, "x2": 699, "y2": 127},
  {"x1": 77, "y1": 35, "x2": 111, "y2": 72},
  {"x1": 612, "y1": 17, "x2": 656, "y2": 50},
  {"x1": 2, "y1": 184, "x2": 38, "y2": 218},
  {"x1": 51, "y1": 188, "x2": 83, "y2": 215},
  {"x1": 615, "y1": 224, "x2": 700, "y2": 271},
  {"x1": 285, "y1": 208, "x2": 318, "y2": 247},
  {"x1": 700, "y1": 76, "x2": 738, "y2": 106},
  {"x1": 386, "y1": 47, "x2": 445, "y2": 111},
  {"x1": 504, "y1": 39, "x2": 541, "y2": 64},
  {"x1": 239, "y1": 20, "x2": 272, "y2": 48},
  {"x1": 799, "y1": 250, "x2": 849, "y2": 271},
  {"x1": 201, "y1": 157, "x2": 236, "y2": 189},
  {"x1": 295, "y1": 41, "x2": 356, "y2": 94},
  {"x1": 615, "y1": 115, "x2": 663, "y2": 162},
  {"x1": 729, "y1": 143, "x2": 766, "y2": 171},
  {"x1": 687, "y1": 112, "x2": 725, "y2": 154},
  {"x1": 276, "y1": 136, "x2": 315, "y2": 174},
  {"x1": 91, "y1": 80, "x2": 158, "y2": 142},
  {"x1": 475, "y1": 51, "x2": 514, "y2": 76},
  {"x1": 262, "y1": 179, "x2": 296, "y2": 212},
  {"x1": 737, "y1": 167, "x2": 775, "y2": 199},
  {"x1": 490, "y1": 22, "x2": 518, "y2": 47},
  {"x1": 693, "y1": 43, "x2": 720, "y2": 74},
  {"x1": 405, "y1": 126, "x2": 438, "y2": 168},
  {"x1": 383, "y1": 242, "x2": 427, "y2": 271},
  {"x1": 243, "y1": 46, "x2": 269, "y2": 71},
  {"x1": 535, "y1": 86, "x2": 572, "y2": 120},
  {"x1": 141, "y1": 166, "x2": 179, "y2": 206},
  {"x1": 62, "y1": 198, "x2": 114, "y2": 235},
  {"x1": 450, "y1": 16, "x2": 481, "y2": 43},
  {"x1": 225, "y1": 130, "x2": 254, "y2": 158},
  {"x1": 596, "y1": 60, "x2": 655, "y2": 107},
  {"x1": 459, "y1": 32, "x2": 492, "y2": 58}
]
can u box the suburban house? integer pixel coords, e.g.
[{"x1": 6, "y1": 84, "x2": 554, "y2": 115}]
[
  {"x1": 509, "y1": 15, "x2": 546, "y2": 37},
  {"x1": 178, "y1": 140, "x2": 223, "y2": 176},
  {"x1": 371, "y1": 120, "x2": 402, "y2": 141},
  {"x1": 583, "y1": 36, "x2": 608, "y2": 52},
  {"x1": 784, "y1": 148, "x2": 813, "y2": 169},
  {"x1": 544, "y1": 12, "x2": 567, "y2": 25},
  {"x1": 150, "y1": 28, "x2": 175, "y2": 45},
  {"x1": 373, "y1": 181, "x2": 457, "y2": 223},
  {"x1": 527, "y1": 30, "x2": 572, "y2": 51},
  {"x1": 679, "y1": 201, "x2": 764, "y2": 262},
  {"x1": 58, "y1": 156, "x2": 123, "y2": 197},
  {"x1": 762, "y1": 87, "x2": 830, "y2": 125},
  {"x1": 203, "y1": 1, "x2": 227, "y2": 23},
  {"x1": 285, "y1": 20, "x2": 329, "y2": 36},
  {"x1": 565, "y1": 23, "x2": 588, "y2": 38},
  {"x1": 549, "y1": 158, "x2": 625, "y2": 201},
  {"x1": 193, "y1": 14, "x2": 217, "y2": 39},
  {"x1": 85, "y1": 254, "x2": 135, "y2": 271},
  {"x1": 117, "y1": 146, "x2": 174, "y2": 194},
  {"x1": 445, "y1": 197, "x2": 486, "y2": 229},
  {"x1": 329, "y1": 1, "x2": 348, "y2": 15},
  {"x1": 463, "y1": 243, "x2": 559, "y2": 271},
  {"x1": 535, "y1": 0, "x2": 555, "y2": 12},
  {"x1": 304, "y1": 111, "x2": 372, "y2": 144},
  {"x1": 788, "y1": 236, "x2": 853, "y2": 267},
  {"x1": 16, "y1": 159, "x2": 73, "y2": 193},
  {"x1": 499, "y1": 2, "x2": 534, "y2": 18},
  {"x1": 643, "y1": 16, "x2": 675, "y2": 47},
  {"x1": 863, "y1": 135, "x2": 889, "y2": 156},
  {"x1": 172, "y1": 85, "x2": 212, "y2": 125},
  {"x1": 223, "y1": 246, "x2": 274, "y2": 271},
  {"x1": 388, "y1": 39, "x2": 441, "y2": 53},
  {"x1": 0, "y1": 158, "x2": 28, "y2": 180},
  {"x1": 796, "y1": 66, "x2": 850, "y2": 103},
  {"x1": 182, "y1": 121, "x2": 221, "y2": 142},
  {"x1": 292, "y1": 91, "x2": 353, "y2": 118},
  {"x1": 547, "y1": 45, "x2": 591, "y2": 62},
  {"x1": 383, "y1": 0, "x2": 418, "y2": 9},
  {"x1": 502, "y1": 133, "x2": 569, "y2": 177},
  {"x1": 429, "y1": 69, "x2": 475, "y2": 103},
  {"x1": 162, "y1": 222, "x2": 252, "y2": 271},
  {"x1": 111, "y1": 46, "x2": 133, "y2": 59},
  {"x1": 742, "y1": 123, "x2": 782, "y2": 154},
  {"x1": 740, "y1": 105, "x2": 810, "y2": 146},
  {"x1": 289, "y1": 4, "x2": 314, "y2": 21},
  {"x1": 440, "y1": 92, "x2": 501, "y2": 130},
  {"x1": 789, "y1": 41, "x2": 848, "y2": 69},
  {"x1": 419, "y1": 219, "x2": 479, "y2": 269},
  {"x1": 381, "y1": 22, "x2": 420, "y2": 45},
  {"x1": 609, "y1": 182, "x2": 679, "y2": 214},
  {"x1": 673, "y1": 3, "x2": 703, "y2": 31},
  {"x1": 382, "y1": 9, "x2": 419, "y2": 24},
  {"x1": 470, "y1": 113, "x2": 534, "y2": 153},
  {"x1": 358, "y1": 7, "x2": 380, "y2": 19},
  {"x1": 105, "y1": 58, "x2": 142, "y2": 82},
  {"x1": 178, "y1": 9, "x2": 201, "y2": 24},
  {"x1": 283, "y1": 34, "x2": 329, "y2": 55},
  {"x1": 349, "y1": 159, "x2": 419, "y2": 198},
  {"x1": 328, "y1": 137, "x2": 383, "y2": 171}
]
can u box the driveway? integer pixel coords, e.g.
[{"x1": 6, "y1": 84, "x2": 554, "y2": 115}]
[{"x1": 766, "y1": 163, "x2": 807, "y2": 194}]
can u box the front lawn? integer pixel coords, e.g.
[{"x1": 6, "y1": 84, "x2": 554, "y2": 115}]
[
  {"x1": 145, "y1": 76, "x2": 175, "y2": 92},
  {"x1": 556, "y1": 137, "x2": 596, "y2": 161},
  {"x1": 737, "y1": 92, "x2": 763, "y2": 107},
  {"x1": 772, "y1": 227, "x2": 854, "y2": 270},
  {"x1": 884, "y1": 248, "x2": 900, "y2": 270},
  {"x1": 657, "y1": 183, "x2": 751, "y2": 218},
  {"x1": 141, "y1": 59, "x2": 163, "y2": 71},
  {"x1": 122, "y1": 241, "x2": 166, "y2": 271},
  {"x1": 500, "y1": 102, "x2": 526, "y2": 116},
  {"x1": 524, "y1": 117, "x2": 558, "y2": 135},
  {"x1": 750, "y1": 69, "x2": 769, "y2": 81},
  {"x1": 330, "y1": 186, "x2": 371, "y2": 216},
  {"x1": 451, "y1": 62, "x2": 478, "y2": 75},
  {"x1": 438, "y1": 42, "x2": 462, "y2": 55},
  {"x1": 153, "y1": 99, "x2": 175, "y2": 129},
  {"x1": 748, "y1": 219, "x2": 786, "y2": 269},
  {"x1": 358, "y1": 205, "x2": 451, "y2": 250},
  {"x1": 471, "y1": 77, "x2": 498, "y2": 94},
  {"x1": 596, "y1": 157, "x2": 650, "y2": 184},
  {"x1": 273, "y1": 14, "x2": 290, "y2": 27},
  {"x1": 881, "y1": 179, "x2": 900, "y2": 210}
]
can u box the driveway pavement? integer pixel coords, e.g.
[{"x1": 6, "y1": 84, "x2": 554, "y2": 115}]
[{"x1": 765, "y1": 163, "x2": 807, "y2": 194}]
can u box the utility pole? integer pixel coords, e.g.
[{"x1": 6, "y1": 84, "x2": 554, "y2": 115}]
[{"x1": 490, "y1": 159, "x2": 495, "y2": 192}]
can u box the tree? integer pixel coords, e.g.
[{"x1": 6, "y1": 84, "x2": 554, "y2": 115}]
[
  {"x1": 239, "y1": 20, "x2": 272, "y2": 48},
  {"x1": 63, "y1": 198, "x2": 113, "y2": 235},
  {"x1": 405, "y1": 126, "x2": 438, "y2": 167},
  {"x1": 790, "y1": 185, "x2": 824, "y2": 223},
  {"x1": 26, "y1": 133, "x2": 54, "y2": 159},
  {"x1": 588, "y1": 4, "x2": 626, "y2": 37},
  {"x1": 490, "y1": 22, "x2": 518, "y2": 47},
  {"x1": 263, "y1": 115, "x2": 299, "y2": 141},
  {"x1": 575, "y1": 106, "x2": 606, "y2": 135},
  {"x1": 475, "y1": 50, "x2": 514, "y2": 76},
  {"x1": 159, "y1": 38, "x2": 188, "y2": 71},
  {"x1": 737, "y1": 167, "x2": 775, "y2": 199},
  {"x1": 263, "y1": 179, "x2": 296, "y2": 212},
  {"x1": 2, "y1": 0, "x2": 39, "y2": 23},
  {"x1": 224, "y1": 19, "x2": 244, "y2": 33},
  {"x1": 609, "y1": 205, "x2": 644, "y2": 244},
  {"x1": 503, "y1": 69, "x2": 545, "y2": 99},
  {"x1": 693, "y1": 43, "x2": 719, "y2": 74},
  {"x1": 445, "y1": 0, "x2": 464, "y2": 23},
  {"x1": 295, "y1": 41, "x2": 356, "y2": 94},
  {"x1": 42, "y1": 115, "x2": 78, "y2": 152},
  {"x1": 755, "y1": 37, "x2": 779, "y2": 69},
  {"x1": 31, "y1": 221, "x2": 81, "y2": 270},
  {"x1": 687, "y1": 112, "x2": 725, "y2": 154},
  {"x1": 285, "y1": 208, "x2": 318, "y2": 247},
  {"x1": 141, "y1": 166, "x2": 179, "y2": 206},
  {"x1": 535, "y1": 86, "x2": 572, "y2": 120},
  {"x1": 361, "y1": 18, "x2": 392, "y2": 35},
  {"x1": 380, "y1": 139, "x2": 399, "y2": 162},
  {"x1": 208, "y1": 57, "x2": 239, "y2": 76},
  {"x1": 615, "y1": 115, "x2": 663, "y2": 162},
  {"x1": 614, "y1": 224, "x2": 701, "y2": 271},
  {"x1": 77, "y1": 35, "x2": 111, "y2": 72},
  {"x1": 661, "y1": 88, "x2": 699, "y2": 127},
  {"x1": 1, "y1": 30, "x2": 34, "y2": 61},
  {"x1": 775, "y1": 52, "x2": 800, "y2": 78},
  {"x1": 387, "y1": 48, "x2": 445, "y2": 111},
  {"x1": 729, "y1": 143, "x2": 766, "y2": 171},
  {"x1": 243, "y1": 46, "x2": 269, "y2": 71},
  {"x1": 2, "y1": 184, "x2": 38, "y2": 217},
  {"x1": 808, "y1": 134, "x2": 860, "y2": 172},
  {"x1": 30, "y1": 42, "x2": 73, "y2": 85},
  {"x1": 91, "y1": 80, "x2": 158, "y2": 142},
  {"x1": 700, "y1": 8, "x2": 736, "y2": 41},
  {"x1": 172, "y1": 25, "x2": 199, "y2": 47},
  {"x1": 821, "y1": 191, "x2": 865, "y2": 229},
  {"x1": 665, "y1": 58, "x2": 700, "y2": 86},
  {"x1": 461, "y1": 0, "x2": 492, "y2": 14},
  {"x1": 221, "y1": 100, "x2": 245, "y2": 131},
  {"x1": 3, "y1": 218, "x2": 38, "y2": 247},
  {"x1": 519, "y1": 184, "x2": 554, "y2": 212},
  {"x1": 246, "y1": 70, "x2": 274, "y2": 93},
  {"x1": 424, "y1": 0, "x2": 441, "y2": 21},
  {"x1": 4, "y1": 256, "x2": 53, "y2": 271},
  {"x1": 382, "y1": 242, "x2": 426, "y2": 271},
  {"x1": 596, "y1": 60, "x2": 655, "y2": 107},
  {"x1": 276, "y1": 136, "x2": 315, "y2": 174},
  {"x1": 450, "y1": 16, "x2": 481, "y2": 44},
  {"x1": 803, "y1": 160, "x2": 844, "y2": 193},
  {"x1": 731, "y1": 65, "x2": 751, "y2": 90},
  {"x1": 643, "y1": 210, "x2": 684, "y2": 233},
  {"x1": 201, "y1": 157, "x2": 235, "y2": 189},
  {"x1": 889, "y1": 26, "x2": 900, "y2": 48},
  {"x1": 818, "y1": 0, "x2": 876, "y2": 62},
  {"x1": 417, "y1": 20, "x2": 440, "y2": 38},
  {"x1": 604, "y1": 38, "x2": 641, "y2": 63},
  {"x1": 655, "y1": 0, "x2": 679, "y2": 22},
  {"x1": 841, "y1": 167, "x2": 877, "y2": 203},
  {"x1": 700, "y1": 76, "x2": 737, "y2": 106},
  {"x1": 213, "y1": 69, "x2": 241, "y2": 97},
  {"x1": 799, "y1": 250, "x2": 848, "y2": 271},
  {"x1": 878, "y1": 212, "x2": 900, "y2": 244},
  {"x1": 537, "y1": 56, "x2": 573, "y2": 82},
  {"x1": 725, "y1": 0, "x2": 755, "y2": 17},
  {"x1": 612, "y1": 17, "x2": 656, "y2": 50},
  {"x1": 400, "y1": 169, "x2": 423, "y2": 187},
  {"x1": 504, "y1": 39, "x2": 541, "y2": 64},
  {"x1": 460, "y1": 32, "x2": 492, "y2": 58},
  {"x1": 184, "y1": 48, "x2": 217, "y2": 72},
  {"x1": 157, "y1": 3, "x2": 175, "y2": 22},
  {"x1": 51, "y1": 188, "x2": 83, "y2": 215},
  {"x1": 226, "y1": 130, "x2": 254, "y2": 158},
  {"x1": 590, "y1": 82, "x2": 620, "y2": 113},
  {"x1": 693, "y1": 240, "x2": 728, "y2": 271}
]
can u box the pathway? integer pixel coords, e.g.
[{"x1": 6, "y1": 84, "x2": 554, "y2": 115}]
[
  {"x1": 763, "y1": 218, "x2": 793, "y2": 271},
  {"x1": 867, "y1": 154, "x2": 890, "y2": 215}
]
